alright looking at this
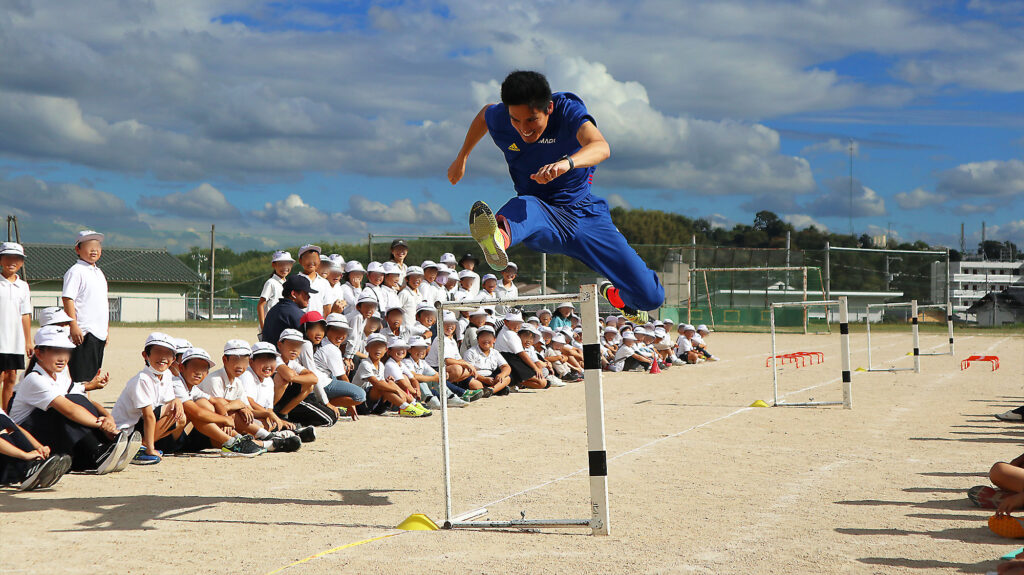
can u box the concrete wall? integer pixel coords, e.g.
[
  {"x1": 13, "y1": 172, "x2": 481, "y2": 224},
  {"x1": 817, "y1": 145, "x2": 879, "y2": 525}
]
[{"x1": 28, "y1": 281, "x2": 192, "y2": 323}]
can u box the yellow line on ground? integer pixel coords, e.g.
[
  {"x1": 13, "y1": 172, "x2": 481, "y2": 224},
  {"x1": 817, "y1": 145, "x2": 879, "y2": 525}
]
[{"x1": 264, "y1": 531, "x2": 404, "y2": 575}]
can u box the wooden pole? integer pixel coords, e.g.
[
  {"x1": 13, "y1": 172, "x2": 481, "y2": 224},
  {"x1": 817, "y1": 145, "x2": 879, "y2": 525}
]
[{"x1": 209, "y1": 225, "x2": 215, "y2": 322}]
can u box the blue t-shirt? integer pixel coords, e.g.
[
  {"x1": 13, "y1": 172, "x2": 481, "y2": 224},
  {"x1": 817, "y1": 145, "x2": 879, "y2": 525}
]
[{"x1": 485, "y1": 92, "x2": 597, "y2": 206}]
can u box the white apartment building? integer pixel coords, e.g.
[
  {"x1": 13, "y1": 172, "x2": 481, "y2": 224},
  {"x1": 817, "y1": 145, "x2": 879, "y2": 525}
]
[{"x1": 933, "y1": 260, "x2": 1024, "y2": 318}]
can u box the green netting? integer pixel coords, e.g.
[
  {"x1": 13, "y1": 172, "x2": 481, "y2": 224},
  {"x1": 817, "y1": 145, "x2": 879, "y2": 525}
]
[{"x1": 684, "y1": 267, "x2": 828, "y2": 333}]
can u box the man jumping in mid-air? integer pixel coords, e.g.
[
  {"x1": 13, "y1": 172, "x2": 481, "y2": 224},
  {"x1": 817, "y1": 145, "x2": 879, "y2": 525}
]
[{"x1": 447, "y1": 70, "x2": 664, "y2": 323}]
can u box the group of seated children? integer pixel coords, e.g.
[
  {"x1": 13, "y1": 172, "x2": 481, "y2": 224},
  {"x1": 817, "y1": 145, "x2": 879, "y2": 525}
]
[{"x1": 600, "y1": 317, "x2": 718, "y2": 373}]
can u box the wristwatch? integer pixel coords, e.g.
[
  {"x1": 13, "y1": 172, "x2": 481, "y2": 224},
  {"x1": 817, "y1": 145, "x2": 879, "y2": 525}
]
[{"x1": 560, "y1": 155, "x2": 575, "y2": 170}]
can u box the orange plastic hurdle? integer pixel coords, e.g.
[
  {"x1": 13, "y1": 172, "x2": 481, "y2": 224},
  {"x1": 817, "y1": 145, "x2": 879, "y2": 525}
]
[
  {"x1": 961, "y1": 355, "x2": 1000, "y2": 371},
  {"x1": 766, "y1": 352, "x2": 824, "y2": 368}
]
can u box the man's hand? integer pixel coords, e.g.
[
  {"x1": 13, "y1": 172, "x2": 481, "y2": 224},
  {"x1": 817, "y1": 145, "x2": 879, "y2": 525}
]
[
  {"x1": 448, "y1": 155, "x2": 467, "y2": 185},
  {"x1": 530, "y1": 159, "x2": 570, "y2": 185},
  {"x1": 70, "y1": 323, "x2": 84, "y2": 346}
]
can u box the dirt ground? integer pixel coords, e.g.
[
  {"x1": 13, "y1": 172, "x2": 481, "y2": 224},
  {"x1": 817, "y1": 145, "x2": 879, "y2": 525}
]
[{"x1": 0, "y1": 326, "x2": 1021, "y2": 574}]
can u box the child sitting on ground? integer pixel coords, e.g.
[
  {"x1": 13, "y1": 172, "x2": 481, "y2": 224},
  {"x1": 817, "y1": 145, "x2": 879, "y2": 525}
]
[
  {"x1": 463, "y1": 325, "x2": 512, "y2": 396},
  {"x1": 351, "y1": 334, "x2": 430, "y2": 417},
  {"x1": 404, "y1": 337, "x2": 473, "y2": 406},
  {"x1": 608, "y1": 332, "x2": 652, "y2": 373}
]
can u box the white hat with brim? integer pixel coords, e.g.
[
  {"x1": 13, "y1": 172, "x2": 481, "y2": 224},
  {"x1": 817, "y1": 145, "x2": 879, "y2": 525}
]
[
  {"x1": 421, "y1": 260, "x2": 438, "y2": 270},
  {"x1": 552, "y1": 333, "x2": 568, "y2": 344},
  {"x1": 278, "y1": 328, "x2": 305, "y2": 343},
  {"x1": 345, "y1": 261, "x2": 366, "y2": 273},
  {"x1": 38, "y1": 306, "x2": 73, "y2": 327},
  {"x1": 557, "y1": 302, "x2": 574, "y2": 310},
  {"x1": 622, "y1": 332, "x2": 637, "y2": 341},
  {"x1": 697, "y1": 324, "x2": 711, "y2": 333},
  {"x1": 458, "y1": 269, "x2": 475, "y2": 280},
  {"x1": 503, "y1": 311, "x2": 524, "y2": 323},
  {"x1": 0, "y1": 242, "x2": 24, "y2": 257},
  {"x1": 477, "y1": 325, "x2": 496, "y2": 336},
  {"x1": 174, "y1": 338, "x2": 193, "y2": 355},
  {"x1": 416, "y1": 302, "x2": 435, "y2": 314},
  {"x1": 366, "y1": 333, "x2": 388, "y2": 346},
  {"x1": 144, "y1": 332, "x2": 177, "y2": 352},
  {"x1": 357, "y1": 294, "x2": 379, "y2": 306},
  {"x1": 470, "y1": 307, "x2": 488, "y2": 317},
  {"x1": 75, "y1": 230, "x2": 104, "y2": 246},
  {"x1": 250, "y1": 342, "x2": 280, "y2": 357},
  {"x1": 406, "y1": 266, "x2": 424, "y2": 276},
  {"x1": 440, "y1": 252, "x2": 457, "y2": 265},
  {"x1": 272, "y1": 250, "x2": 295, "y2": 263},
  {"x1": 223, "y1": 339, "x2": 252, "y2": 356},
  {"x1": 505, "y1": 262, "x2": 518, "y2": 271},
  {"x1": 34, "y1": 325, "x2": 76, "y2": 349},
  {"x1": 325, "y1": 313, "x2": 350, "y2": 330},
  {"x1": 298, "y1": 244, "x2": 322, "y2": 258},
  {"x1": 382, "y1": 262, "x2": 401, "y2": 275},
  {"x1": 181, "y1": 347, "x2": 216, "y2": 368},
  {"x1": 442, "y1": 310, "x2": 458, "y2": 323},
  {"x1": 385, "y1": 304, "x2": 405, "y2": 315},
  {"x1": 366, "y1": 261, "x2": 385, "y2": 274},
  {"x1": 387, "y1": 336, "x2": 409, "y2": 349},
  {"x1": 408, "y1": 336, "x2": 429, "y2": 348}
]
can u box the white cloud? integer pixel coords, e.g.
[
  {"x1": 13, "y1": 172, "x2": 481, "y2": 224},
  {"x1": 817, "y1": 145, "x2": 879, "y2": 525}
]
[
  {"x1": 956, "y1": 203, "x2": 999, "y2": 214},
  {"x1": 252, "y1": 194, "x2": 329, "y2": 230},
  {"x1": 139, "y1": 183, "x2": 241, "y2": 219},
  {"x1": 0, "y1": 175, "x2": 136, "y2": 220},
  {"x1": 808, "y1": 178, "x2": 887, "y2": 218},
  {"x1": 801, "y1": 138, "x2": 859, "y2": 156},
  {"x1": 348, "y1": 196, "x2": 453, "y2": 224},
  {"x1": 705, "y1": 213, "x2": 734, "y2": 230},
  {"x1": 606, "y1": 193, "x2": 631, "y2": 209},
  {"x1": 782, "y1": 214, "x2": 828, "y2": 232},
  {"x1": 864, "y1": 224, "x2": 900, "y2": 242},
  {"x1": 936, "y1": 159, "x2": 1024, "y2": 198},
  {"x1": 894, "y1": 187, "x2": 946, "y2": 209}
]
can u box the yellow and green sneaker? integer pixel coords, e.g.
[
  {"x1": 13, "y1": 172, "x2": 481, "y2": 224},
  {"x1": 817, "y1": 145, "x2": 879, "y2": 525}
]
[{"x1": 469, "y1": 201, "x2": 509, "y2": 271}]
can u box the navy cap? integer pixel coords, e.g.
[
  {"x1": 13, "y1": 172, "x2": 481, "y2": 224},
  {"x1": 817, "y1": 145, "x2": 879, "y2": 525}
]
[{"x1": 282, "y1": 274, "x2": 318, "y2": 295}]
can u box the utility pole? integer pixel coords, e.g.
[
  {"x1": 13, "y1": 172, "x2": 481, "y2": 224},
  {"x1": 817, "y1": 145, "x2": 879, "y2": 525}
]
[
  {"x1": 209, "y1": 225, "x2": 215, "y2": 321},
  {"x1": 848, "y1": 138, "x2": 855, "y2": 237}
]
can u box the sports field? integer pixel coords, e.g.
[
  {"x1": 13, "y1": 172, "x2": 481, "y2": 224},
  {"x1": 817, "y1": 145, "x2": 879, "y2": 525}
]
[{"x1": 1, "y1": 326, "x2": 1020, "y2": 574}]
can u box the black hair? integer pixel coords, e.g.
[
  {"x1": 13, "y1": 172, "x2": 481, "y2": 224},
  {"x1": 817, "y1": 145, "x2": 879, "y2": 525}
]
[{"x1": 501, "y1": 71, "x2": 552, "y2": 112}]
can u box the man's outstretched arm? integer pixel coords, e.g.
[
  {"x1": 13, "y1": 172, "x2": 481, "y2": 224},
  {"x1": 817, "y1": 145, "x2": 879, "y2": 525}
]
[
  {"x1": 530, "y1": 121, "x2": 610, "y2": 185},
  {"x1": 448, "y1": 104, "x2": 493, "y2": 185}
]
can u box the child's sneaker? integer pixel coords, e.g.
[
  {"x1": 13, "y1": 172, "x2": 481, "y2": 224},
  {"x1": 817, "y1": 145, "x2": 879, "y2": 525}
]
[
  {"x1": 267, "y1": 435, "x2": 302, "y2": 453},
  {"x1": 968, "y1": 485, "x2": 1007, "y2": 509},
  {"x1": 989, "y1": 514, "x2": 1024, "y2": 538},
  {"x1": 221, "y1": 435, "x2": 264, "y2": 457},
  {"x1": 462, "y1": 389, "x2": 483, "y2": 402},
  {"x1": 469, "y1": 201, "x2": 508, "y2": 270},
  {"x1": 95, "y1": 431, "x2": 131, "y2": 475},
  {"x1": 447, "y1": 394, "x2": 469, "y2": 408},
  {"x1": 425, "y1": 395, "x2": 443, "y2": 411},
  {"x1": 19, "y1": 456, "x2": 68, "y2": 491},
  {"x1": 399, "y1": 403, "x2": 431, "y2": 417},
  {"x1": 112, "y1": 431, "x2": 143, "y2": 472},
  {"x1": 295, "y1": 426, "x2": 317, "y2": 443},
  {"x1": 131, "y1": 450, "x2": 162, "y2": 466}
]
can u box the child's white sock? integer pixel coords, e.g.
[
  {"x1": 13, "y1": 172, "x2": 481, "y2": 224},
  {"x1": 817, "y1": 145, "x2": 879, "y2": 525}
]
[
  {"x1": 255, "y1": 428, "x2": 271, "y2": 440},
  {"x1": 222, "y1": 436, "x2": 239, "y2": 448},
  {"x1": 399, "y1": 402, "x2": 410, "y2": 410}
]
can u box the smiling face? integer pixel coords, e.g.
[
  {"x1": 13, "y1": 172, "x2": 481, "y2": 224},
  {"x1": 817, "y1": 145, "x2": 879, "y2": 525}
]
[
  {"x1": 391, "y1": 245, "x2": 408, "y2": 262},
  {"x1": 358, "y1": 302, "x2": 378, "y2": 319},
  {"x1": 299, "y1": 251, "x2": 320, "y2": 275},
  {"x1": 386, "y1": 310, "x2": 403, "y2": 332},
  {"x1": 383, "y1": 273, "x2": 400, "y2": 288},
  {"x1": 35, "y1": 346, "x2": 72, "y2": 374},
  {"x1": 304, "y1": 323, "x2": 326, "y2": 345},
  {"x1": 326, "y1": 326, "x2": 348, "y2": 346},
  {"x1": 290, "y1": 289, "x2": 311, "y2": 309},
  {"x1": 388, "y1": 346, "x2": 407, "y2": 361},
  {"x1": 347, "y1": 271, "x2": 364, "y2": 287},
  {"x1": 367, "y1": 341, "x2": 387, "y2": 363},
  {"x1": 180, "y1": 359, "x2": 211, "y2": 387},
  {"x1": 223, "y1": 355, "x2": 249, "y2": 379},
  {"x1": 249, "y1": 355, "x2": 277, "y2": 379},
  {"x1": 443, "y1": 321, "x2": 457, "y2": 338},
  {"x1": 272, "y1": 260, "x2": 293, "y2": 278},
  {"x1": 407, "y1": 274, "x2": 422, "y2": 289},
  {"x1": 502, "y1": 267, "x2": 517, "y2": 282},
  {"x1": 507, "y1": 101, "x2": 554, "y2": 143},
  {"x1": 423, "y1": 268, "x2": 438, "y2": 283},
  {"x1": 368, "y1": 271, "x2": 384, "y2": 286},
  {"x1": 0, "y1": 254, "x2": 24, "y2": 277},
  {"x1": 477, "y1": 331, "x2": 495, "y2": 352},
  {"x1": 278, "y1": 339, "x2": 302, "y2": 361},
  {"x1": 75, "y1": 239, "x2": 102, "y2": 264},
  {"x1": 144, "y1": 345, "x2": 175, "y2": 373}
]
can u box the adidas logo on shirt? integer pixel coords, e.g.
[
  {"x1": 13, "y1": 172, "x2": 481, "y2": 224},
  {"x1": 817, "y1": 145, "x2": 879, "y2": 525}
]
[{"x1": 507, "y1": 143, "x2": 520, "y2": 151}]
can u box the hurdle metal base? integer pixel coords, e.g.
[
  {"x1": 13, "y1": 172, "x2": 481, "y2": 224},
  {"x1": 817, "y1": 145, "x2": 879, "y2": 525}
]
[
  {"x1": 918, "y1": 352, "x2": 953, "y2": 356},
  {"x1": 866, "y1": 367, "x2": 915, "y2": 372},
  {"x1": 445, "y1": 519, "x2": 593, "y2": 530}
]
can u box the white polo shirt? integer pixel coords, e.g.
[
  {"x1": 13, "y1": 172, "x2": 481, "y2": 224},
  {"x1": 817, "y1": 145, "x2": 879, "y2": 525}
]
[
  {"x1": 241, "y1": 368, "x2": 275, "y2": 411},
  {"x1": 112, "y1": 366, "x2": 175, "y2": 429},
  {"x1": 426, "y1": 335, "x2": 460, "y2": 368},
  {"x1": 463, "y1": 345, "x2": 508, "y2": 377},
  {"x1": 198, "y1": 368, "x2": 247, "y2": 401},
  {"x1": 8, "y1": 364, "x2": 64, "y2": 424},
  {"x1": 351, "y1": 358, "x2": 385, "y2": 391},
  {"x1": 384, "y1": 357, "x2": 415, "y2": 381},
  {"x1": 303, "y1": 272, "x2": 335, "y2": 314},
  {"x1": 62, "y1": 259, "x2": 109, "y2": 340},
  {"x1": 495, "y1": 326, "x2": 525, "y2": 355},
  {"x1": 0, "y1": 274, "x2": 31, "y2": 355},
  {"x1": 259, "y1": 275, "x2": 286, "y2": 310},
  {"x1": 313, "y1": 341, "x2": 347, "y2": 380}
]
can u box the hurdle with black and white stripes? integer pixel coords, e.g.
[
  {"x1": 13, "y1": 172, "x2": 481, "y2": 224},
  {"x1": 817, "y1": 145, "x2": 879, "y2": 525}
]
[
  {"x1": 769, "y1": 296, "x2": 852, "y2": 409},
  {"x1": 434, "y1": 284, "x2": 610, "y2": 535},
  {"x1": 864, "y1": 299, "x2": 954, "y2": 373}
]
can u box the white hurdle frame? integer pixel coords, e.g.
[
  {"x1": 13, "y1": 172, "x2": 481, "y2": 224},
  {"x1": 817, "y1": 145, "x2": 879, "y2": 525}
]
[
  {"x1": 916, "y1": 301, "x2": 955, "y2": 357},
  {"x1": 864, "y1": 300, "x2": 920, "y2": 373},
  {"x1": 434, "y1": 284, "x2": 610, "y2": 535},
  {"x1": 770, "y1": 297, "x2": 852, "y2": 409}
]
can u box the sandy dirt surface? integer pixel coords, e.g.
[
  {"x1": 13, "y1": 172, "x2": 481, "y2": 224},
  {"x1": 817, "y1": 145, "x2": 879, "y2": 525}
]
[{"x1": 1, "y1": 325, "x2": 1021, "y2": 574}]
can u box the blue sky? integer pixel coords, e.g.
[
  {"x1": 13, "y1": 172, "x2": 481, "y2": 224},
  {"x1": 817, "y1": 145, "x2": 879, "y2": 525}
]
[{"x1": 1, "y1": 0, "x2": 1022, "y2": 252}]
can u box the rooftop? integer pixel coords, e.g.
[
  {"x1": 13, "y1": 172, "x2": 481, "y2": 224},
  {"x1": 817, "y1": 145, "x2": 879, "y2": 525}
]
[{"x1": 19, "y1": 244, "x2": 203, "y2": 285}]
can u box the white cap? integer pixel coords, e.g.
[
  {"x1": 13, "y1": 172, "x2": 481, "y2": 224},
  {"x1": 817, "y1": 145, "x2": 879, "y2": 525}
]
[
  {"x1": 365, "y1": 333, "x2": 388, "y2": 346},
  {"x1": 144, "y1": 332, "x2": 177, "y2": 352},
  {"x1": 440, "y1": 252, "x2": 457, "y2": 265},
  {"x1": 382, "y1": 262, "x2": 400, "y2": 275},
  {"x1": 503, "y1": 311, "x2": 524, "y2": 323},
  {"x1": 537, "y1": 308, "x2": 551, "y2": 316},
  {"x1": 442, "y1": 310, "x2": 458, "y2": 323},
  {"x1": 38, "y1": 306, "x2": 73, "y2": 327},
  {"x1": 458, "y1": 269, "x2": 475, "y2": 280},
  {"x1": 552, "y1": 333, "x2": 568, "y2": 344},
  {"x1": 518, "y1": 324, "x2": 540, "y2": 336},
  {"x1": 603, "y1": 326, "x2": 617, "y2": 333},
  {"x1": 622, "y1": 331, "x2": 637, "y2": 341},
  {"x1": 557, "y1": 302, "x2": 574, "y2": 310},
  {"x1": 325, "y1": 313, "x2": 350, "y2": 329},
  {"x1": 539, "y1": 326, "x2": 553, "y2": 334},
  {"x1": 223, "y1": 339, "x2": 252, "y2": 356},
  {"x1": 504, "y1": 262, "x2": 518, "y2": 271},
  {"x1": 366, "y1": 261, "x2": 385, "y2": 274},
  {"x1": 278, "y1": 328, "x2": 305, "y2": 343},
  {"x1": 174, "y1": 338, "x2": 193, "y2": 355},
  {"x1": 435, "y1": 264, "x2": 451, "y2": 275},
  {"x1": 470, "y1": 307, "x2": 489, "y2": 317},
  {"x1": 328, "y1": 253, "x2": 345, "y2": 266},
  {"x1": 663, "y1": 318, "x2": 675, "y2": 324},
  {"x1": 181, "y1": 347, "x2": 216, "y2": 368},
  {"x1": 406, "y1": 266, "x2": 424, "y2": 277},
  {"x1": 387, "y1": 336, "x2": 409, "y2": 349},
  {"x1": 697, "y1": 324, "x2": 711, "y2": 333},
  {"x1": 385, "y1": 303, "x2": 405, "y2": 314},
  {"x1": 481, "y1": 274, "x2": 497, "y2": 282},
  {"x1": 634, "y1": 328, "x2": 647, "y2": 337},
  {"x1": 271, "y1": 250, "x2": 295, "y2": 263},
  {"x1": 416, "y1": 302, "x2": 435, "y2": 314},
  {"x1": 411, "y1": 324, "x2": 431, "y2": 337},
  {"x1": 654, "y1": 327, "x2": 667, "y2": 338},
  {"x1": 365, "y1": 311, "x2": 382, "y2": 322},
  {"x1": 0, "y1": 242, "x2": 24, "y2": 257},
  {"x1": 654, "y1": 321, "x2": 664, "y2": 327},
  {"x1": 606, "y1": 314, "x2": 618, "y2": 323},
  {"x1": 250, "y1": 342, "x2": 280, "y2": 357},
  {"x1": 421, "y1": 260, "x2": 438, "y2": 270},
  {"x1": 75, "y1": 230, "x2": 104, "y2": 246},
  {"x1": 357, "y1": 293, "x2": 379, "y2": 306},
  {"x1": 477, "y1": 325, "x2": 496, "y2": 336},
  {"x1": 345, "y1": 260, "x2": 366, "y2": 273},
  {"x1": 33, "y1": 325, "x2": 76, "y2": 349},
  {"x1": 298, "y1": 244, "x2": 322, "y2": 258},
  {"x1": 408, "y1": 336, "x2": 429, "y2": 348},
  {"x1": 683, "y1": 324, "x2": 696, "y2": 332}
]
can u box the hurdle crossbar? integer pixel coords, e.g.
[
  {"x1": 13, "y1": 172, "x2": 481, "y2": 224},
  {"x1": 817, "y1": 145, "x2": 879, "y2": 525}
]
[
  {"x1": 434, "y1": 284, "x2": 610, "y2": 535},
  {"x1": 770, "y1": 298, "x2": 852, "y2": 409},
  {"x1": 864, "y1": 300, "x2": 925, "y2": 373}
]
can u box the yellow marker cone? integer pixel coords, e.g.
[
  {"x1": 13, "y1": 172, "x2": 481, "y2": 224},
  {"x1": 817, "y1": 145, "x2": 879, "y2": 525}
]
[
  {"x1": 749, "y1": 400, "x2": 770, "y2": 408},
  {"x1": 906, "y1": 351, "x2": 913, "y2": 356},
  {"x1": 396, "y1": 514, "x2": 439, "y2": 531},
  {"x1": 855, "y1": 367, "x2": 867, "y2": 372}
]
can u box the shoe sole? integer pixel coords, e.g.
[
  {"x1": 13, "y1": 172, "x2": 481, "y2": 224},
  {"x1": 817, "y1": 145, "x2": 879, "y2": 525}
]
[
  {"x1": 112, "y1": 432, "x2": 143, "y2": 473},
  {"x1": 96, "y1": 432, "x2": 132, "y2": 475},
  {"x1": 597, "y1": 281, "x2": 650, "y2": 323},
  {"x1": 38, "y1": 455, "x2": 73, "y2": 489},
  {"x1": 469, "y1": 201, "x2": 508, "y2": 271},
  {"x1": 990, "y1": 514, "x2": 1024, "y2": 538},
  {"x1": 19, "y1": 457, "x2": 58, "y2": 491}
]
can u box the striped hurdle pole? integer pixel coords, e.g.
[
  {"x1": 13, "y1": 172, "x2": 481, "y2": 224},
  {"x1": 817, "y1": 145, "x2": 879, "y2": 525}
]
[
  {"x1": 911, "y1": 299, "x2": 921, "y2": 374},
  {"x1": 839, "y1": 296, "x2": 852, "y2": 410},
  {"x1": 947, "y1": 301, "x2": 955, "y2": 356}
]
